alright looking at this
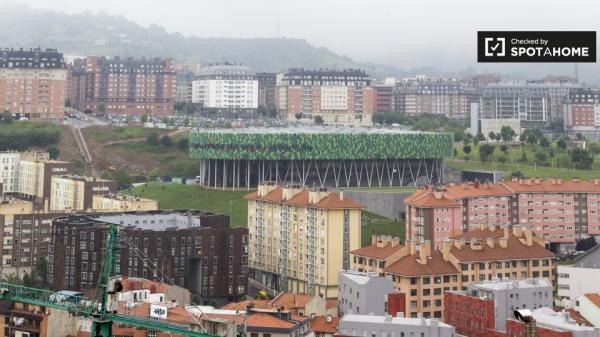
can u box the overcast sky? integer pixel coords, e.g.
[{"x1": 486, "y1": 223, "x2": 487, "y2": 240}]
[{"x1": 3, "y1": 0, "x2": 599, "y2": 70}]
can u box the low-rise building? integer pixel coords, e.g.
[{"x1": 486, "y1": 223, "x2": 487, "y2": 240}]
[
  {"x1": 310, "y1": 315, "x2": 339, "y2": 337},
  {"x1": 575, "y1": 293, "x2": 600, "y2": 327},
  {"x1": 338, "y1": 313, "x2": 455, "y2": 337},
  {"x1": 498, "y1": 307, "x2": 600, "y2": 337},
  {"x1": 352, "y1": 226, "x2": 554, "y2": 320},
  {"x1": 92, "y1": 194, "x2": 159, "y2": 212},
  {"x1": 558, "y1": 244, "x2": 600, "y2": 308},
  {"x1": 350, "y1": 236, "x2": 404, "y2": 274},
  {"x1": 270, "y1": 292, "x2": 328, "y2": 316},
  {"x1": 118, "y1": 276, "x2": 191, "y2": 306},
  {"x1": 338, "y1": 270, "x2": 395, "y2": 316},
  {"x1": 444, "y1": 278, "x2": 553, "y2": 336},
  {"x1": 49, "y1": 175, "x2": 117, "y2": 211}
]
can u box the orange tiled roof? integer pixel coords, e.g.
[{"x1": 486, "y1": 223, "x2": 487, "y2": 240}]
[
  {"x1": 404, "y1": 190, "x2": 461, "y2": 208},
  {"x1": 326, "y1": 299, "x2": 337, "y2": 310},
  {"x1": 501, "y1": 179, "x2": 600, "y2": 193},
  {"x1": 449, "y1": 235, "x2": 554, "y2": 262},
  {"x1": 584, "y1": 293, "x2": 600, "y2": 309},
  {"x1": 121, "y1": 277, "x2": 171, "y2": 293},
  {"x1": 246, "y1": 313, "x2": 297, "y2": 329},
  {"x1": 384, "y1": 250, "x2": 459, "y2": 276},
  {"x1": 221, "y1": 299, "x2": 272, "y2": 311},
  {"x1": 310, "y1": 316, "x2": 340, "y2": 334},
  {"x1": 351, "y1": 243, "x2": 403, "y2": 259},
  {"x1": 117, "y1": 302, "x2": 195, "y2": 325},
  {"x1": 452, "y1": 227, "x2": 507, "y2": 241},
  {"x1": 445, "y1": 182, "x2": 512, "y2": 199},
  {"x1": 245, "y1": 187, "x2": 363, "y2": 209},
  {"x1": 270, "y1": 293, "x2": 314, "y2": 310},
  {"x1": 566, "y1": 309, "x2": 592, "y2": 326}
]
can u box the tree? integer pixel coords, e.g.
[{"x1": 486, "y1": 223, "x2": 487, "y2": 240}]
[
  {"x1": 527, "y1": 133, "x2": 538, "y2": 145},
  {"x1": 500, "y1": 126, "x2": 516, "y2": 142},
  {"x1": 148, "y1": 168, "x2": 161, "y2": 181},
  {"x1": 473, "y1": 132, "x2": 485, "y2": 145},
  {"x1": 161, "y1": 135, "x2": 173, "y2": 147},
  {"x1": 535, "y1": 150, "x2": 548, "y2": 164},
  {"x1": 47, "y1": 146, "x2": 60, "y2": 160},
  {"x1": 511, "y1": 171, "x2": 525, "y2": 179},
  {"x1": 575, "y1": 237, "x2": 597, "y2": 251},
  {"x1": 1, "y1": 272, "x2": 22, "y2": 285},
  {"x1": 557, "y1": 138, "x2": 567, "y2": 150},
  {"x1": 295, "y1": 113, "x2": 303, "y2": 120},
  {"x1": 488, "y1": 131, "x2": 496, "y2": 142},
  {"x1": 463, "y1": 145, "x2": 472, "y2": 160},
  {"x1": 146, "y1": 132, "x2": 160, "y2": 146},
  {"x1": 478, "y1": 144, "x2": 495, "y2": 161},
  {"x1": 141, "y1": 114, "x2": 149, "y2": 123},
  {"x1": 32, "y1": 257, "x2": 48, "y2": 287},
  {"x1": 463, "y1": 133, "x2": 473, "y2": 146},
  {"x1": 500, "y1": 144, "x2": 508, "y2": 154},
  {"x1": 519, "y1": 151, "x2": 528, "y2": 163},
  {"x1": 498, "y1": 156, "x2": 507, "y2": 164},
  {"x1": 571, "y1": 148, "x2": 594, "y2": 169},
  {"x1": 178, "y1": 137, "x2": 189, "y2": 150},
  {"x1": 1, "y1": 110, "x2": 13, "y2": 123},
  {"x1": 314, "y1": 115, "x2": 324, "y2": 125},
  {"x1": 589, "y1": 143, "x2": 600, "y2": 156},
  {"x1": 540, "y1": 137, "x2": 550, "y2": 148}
]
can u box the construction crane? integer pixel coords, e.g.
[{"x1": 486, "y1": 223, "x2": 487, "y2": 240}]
[{"x1": 0, "y1": 223, "x2": 218, "y2": 337}]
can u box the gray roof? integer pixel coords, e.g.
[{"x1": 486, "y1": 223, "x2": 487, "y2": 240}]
[{"x1": 197, "y1": 64, "x2": 255, "y2": 76}]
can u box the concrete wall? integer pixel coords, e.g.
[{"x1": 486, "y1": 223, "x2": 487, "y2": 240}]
[
  {"x1": 344, "y1": 191, "x2": 411, "y2": 220},
  {"x1": 558, "y1": 265, "x2": 600, "y2": 307},
  {"x1": 576, "y1": 295, "x2": 600, "y2": 328},
  {"x1": 339, "y1": 315, "x2": 455, "y2": 337},
  {"x1": 338, "y1": 271, "x2": 395, "y2": 316}
]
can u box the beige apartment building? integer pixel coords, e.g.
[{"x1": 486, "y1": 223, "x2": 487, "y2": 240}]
[
  {"x1": 351, "y1": 226, "x2": 554, "y2": 320},
  {"x1": 49, "y1": 175, "x2": 117, "y2": 211},
  {"x1": 91, "y1": 194, "x2": 159, "y2": 212},
  {"x1": 246, "y1": 184, "x2": 363, "y2": 298}
]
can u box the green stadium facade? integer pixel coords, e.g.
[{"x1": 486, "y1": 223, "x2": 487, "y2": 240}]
[{"x1": 189, "y1": 128, "x2": 453, "y2": 189}]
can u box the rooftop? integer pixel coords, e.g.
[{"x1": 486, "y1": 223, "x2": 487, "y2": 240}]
[
  {"x1": 270, "y1": 293, "x2": 315, "y2": 311},
  {"x1": 191, "y1": 126, "x2": 443, "y2": 135},
  {"x1": 340, "y1": 314, "x2": 453, "y2": 328},
  {"x1": 311, "y1": 316, "x2": 340, "y2": 334},
  {"x1": 340, "y1": 270, "x2": 388, "y2": 285},
  {"x1": 384, "y1": 250, "x2": 459, "y2": 276},
  {"x1": 473, "y1": 278, "x2": 552, "y2": 291},
  {"x1": 527, "y1": 307, "x2": 597, "y2": 333},
  {"x1": 245, "y1": 186, "x2": 363, "y2": 209},
  {"x1": 584, "y1": 293, "x2": 600, "y2": 309}
]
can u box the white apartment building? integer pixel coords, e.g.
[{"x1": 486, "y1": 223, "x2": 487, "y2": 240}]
[
  {"x1": 0, "y1": 152, "x2": 20, "y2": 193},
  {"x1": 192, "y1": 64, "x2": 258, "y2": 109},
  {"x1": 338, "y1": 314, "x2": 455, "y2": 337},
  {"x1": 558, "y1": 244, "x2": 600, "y2": 308}
]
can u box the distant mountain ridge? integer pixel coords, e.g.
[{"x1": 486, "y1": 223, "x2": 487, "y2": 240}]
[{"x1": 0, "y1": 2, "x2": 404, "y2": 77}]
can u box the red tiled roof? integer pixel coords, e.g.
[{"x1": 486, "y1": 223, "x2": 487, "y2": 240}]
[
  {"x1": 452, "y1": 227, "x2": 507, "y2": 241},
  {"x1": 117, "y1": 302, "x2": 195, "y2": 325},
  {"x1": 449, "y1": 235, "x2": 554, "y2": 262},
  {"x1": 311, "y1": 316, "x2": 340, "y2": 334},
  {"x1": 351, "y1": 243, "x2": 403, "y2": 259},
  {"x1": 584, "y1": 293, "x2": 600, "y2": 309},
  {"x1": 502, "y1": 179, "x2": 600, "y2": 193},
  {"x1": 384, "y1": 250, "x2": 459, "y2": 276},
  {"x1": 566, "y1": 309, "x2": 592, "y2": 326},
  {"x1": 245, "y1": 187, "x2": 363, "y2": 209},
  {"x1": 445, "y1": 182, "x2": 512, "y2": 199},
  {"x1": 220, "y1": 299, "x2": 271, "y2": 311},
  {"x1": 270, "y1": 293, "x2": 314, "y2": 310},
  {"x1": 326, "y1": 299, "x2": 337, "y2": 310},
  {"x1": 246, "y1": 313, "x2": 297, "y2": 329},
  {"x1": 404, "y1": 190, "x2": 461, "y2": 208},
  {"x1": 121, "y1": 277, "x2": 171, "y2": 293}
]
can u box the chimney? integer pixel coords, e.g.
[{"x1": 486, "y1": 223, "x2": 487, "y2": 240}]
[
  {"x1": 486, "y1": 238, "x2": 495, "y2": 248},
  {"x1": 557, "y1": 178, "x2": 563, "y2": 184},
  {"x1": 371, "y1": 235, "x2": 378, "y2": 246},
  {"x1": 418, "y1": 241, "x2": 431, "y2": 265},
  {"x1": 470, "y1": 238, "x2": 483, "y2": 250},
  {"x1": 524, "y1": 229, "x2": 533, "y2": 246},
  {"x1": 489, "y1": 224, "x2": 496, "y2": 232},
  {"x1": 499, "y1": 237, "x2": 508, "y2": 248},
  {"x1": 441, "y1": 240, "x2": 452, "y2": 261},
  {"x1": 391, "y1": 237, "x2": 400, "y2": 247},
  {"x1": 340, "y1": 191, "x2": 344, "y2": 201},
  {"x1": 409, "y1": 240, "x2": 417, "y2": 255},
  {"x1": 512, "y1": 225, "x2": 522, "y2": 237},
  {"x1": 503, "y1": 226, "x2": 510, "y2": 239},
  {"x1": 454, "y1": 239, "x2": 465, "y2": 250}
]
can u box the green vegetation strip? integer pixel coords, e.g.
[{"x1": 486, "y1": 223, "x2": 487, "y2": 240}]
[
  {"x1": 190, "y1": 131, "x2": 453, "y2": 160},
  {"x1": 0, "y1": 121, "x2": 61, "y2": 150}
]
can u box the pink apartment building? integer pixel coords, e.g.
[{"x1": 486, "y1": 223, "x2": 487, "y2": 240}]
[{"x1": 405, "y1": 178, "x2": 600, "y2": 252}]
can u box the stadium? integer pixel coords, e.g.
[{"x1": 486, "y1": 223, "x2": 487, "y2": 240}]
[{"x1": 189, "y1": 127, "x2": 453, "y2": 189}]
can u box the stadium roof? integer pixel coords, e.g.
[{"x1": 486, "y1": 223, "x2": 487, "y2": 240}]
[{"x1": 191, "y1": 126, "x2": 442, "y2": 135}]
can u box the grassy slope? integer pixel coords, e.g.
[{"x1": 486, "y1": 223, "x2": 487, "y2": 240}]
[
  {"x1": 87, "y1": 126, "x2": 153, "y2": 142},
  {"x1": 125, "y1": 182, "x2": 250, "y2": 227},
  {"x1": 453, "y1": 143, "x2": 600, "y2": 179},
  {"x1": 361, "y1": 211, "x2": 405, "y2": 247}
]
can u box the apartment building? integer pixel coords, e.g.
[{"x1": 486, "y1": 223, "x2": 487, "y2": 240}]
[
  {"x1": 337, "y1": 270, "x2": 395, "y2": 316},
  {"x1": 275, "y1": 68, "x2": 374, "y2": 126},
  {"x1": 245, "y1": 184, "x2": 363, "y2": 298},
  {"x1": 48, "y1": 210, "x2": 249, "y2": 302},
  {"x1": 406, "y1": 178, "x2": 600, "y2": 251},
  {"x1": 191, "y1": 64, "x2": 258, "y2": 117},
  {"x1": 70, "y1": 56, "x2": 176, "y2": 116},
  {"x1": 394, "y1": 77, "x2": 478, "y2": 119},
  {"x1": 349, "y1": 235, "x2": 404, "y2": 275},
  {"x1": 0, "y1": 151, "x2": 73, "y2": 208},
  {"x1": 49, "y1": 175, "x2": 117, "y2": 211},
  {"x1": 257, "y1": 72, "x2": 277, "y2": 114},
  {"x1": 558, "y1": 244, "x2": 600, "y2": 308},
  {"x1": 0, "y1": 48, "x2": 67, "y2": 122},
  {"x1": 564, "y1": 88, "x2": 600, "y2": 134},
  {"x1": 351, "y1": 226, "x2": 554, "y2": 320},
  {"x1": 481, "y1": 81, "x2": 580, "y2": 123},
  {"x1": 338, "y1": 314, "x2": 455, "y2": 337},
  {"x1": 444, "y1": 278, "x2": 553, "y2": 336},
  {"x1": 91, "y1": 194, "x2": 159, "y2": 212},
  {"x1": 373, "y1": 81, "x2": 395, "y2": 113}
]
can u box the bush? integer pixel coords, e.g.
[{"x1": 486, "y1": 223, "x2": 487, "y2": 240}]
[
  {"x1": 500, "y1": 144, "x2": 508, "y2": 153},
  {"x1": 178, "y1": 138, "x2": 189, "y2": 150},
  {"x1": 478, "y1": 144, "x2": 495, "y2": 161},
  {"x1": 161, "y1": 135, "x2": 173, "y2": 147},
  {"x1": 47, "y1": 146, "x2": 60, "y2": 160},
  {"x1": 498, "y1": 156, "x2": 507, "y2": 164},
  {"x1": 0, "y1": 122, "x2": 61, "y2": 150},
  {"x1": 146, "y1": 132, "x2": 160, "y2": 146}
]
